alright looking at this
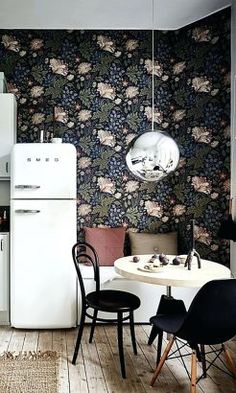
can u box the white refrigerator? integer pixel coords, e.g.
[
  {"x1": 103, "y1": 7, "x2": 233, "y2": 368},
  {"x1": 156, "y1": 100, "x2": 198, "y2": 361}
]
[{"x1": 10, "y1": 143, "x2": 77, "y2": 328}]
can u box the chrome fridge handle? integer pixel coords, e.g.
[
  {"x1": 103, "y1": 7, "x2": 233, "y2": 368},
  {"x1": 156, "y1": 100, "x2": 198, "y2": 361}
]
[
  {"x1": 15, "y1": 185, "x2": 40, "y2": 189},
  {"x1": 15, "y1": 210, "x2": 41, "y2": 214}
]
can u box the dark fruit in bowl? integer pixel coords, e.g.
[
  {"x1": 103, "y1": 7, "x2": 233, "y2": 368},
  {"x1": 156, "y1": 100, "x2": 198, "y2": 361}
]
[
  {"x1": 159, "y1": 253, "x2": 166, "y2": 262},
  {"x1": 159, "y1": 253, "x2": 169, "y2": 265},
  {"x1": 172, "y1": 257, "x2": 181, "y2": 265},
  {"x1": 132, "y1": 256, "x2": 140, "y2": 263},
  {"x1": 162, "y1": 257, "x2": 169, "y2": 266}
]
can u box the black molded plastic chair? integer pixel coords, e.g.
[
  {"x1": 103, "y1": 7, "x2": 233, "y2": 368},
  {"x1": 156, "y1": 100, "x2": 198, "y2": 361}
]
[
  {"x1": 150, "y1": 279, "x2": 236, "y2": 392},
  {"x1": 148, "y1": 294, "x2": 186, "y2": 365},
  {"x1": 72, "y1": 242, "x2": 141, "y2": 378}
]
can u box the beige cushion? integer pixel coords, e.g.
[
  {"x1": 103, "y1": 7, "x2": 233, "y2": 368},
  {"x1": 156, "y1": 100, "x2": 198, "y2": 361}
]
[{"x1": 128, "y1": 231, "x2": 178, "y2": 255}]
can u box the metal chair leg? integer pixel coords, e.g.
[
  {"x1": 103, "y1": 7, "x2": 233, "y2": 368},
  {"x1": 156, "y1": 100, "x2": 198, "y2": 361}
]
[
  {"x1": 190, "y1": 350, "x2": 197, "y2": 393},
  {"x1": 200, "y1": 344, "x2": 207, "y2": 378},
  {"x1": 89, "y1": 309, "x2": 98, "y2": 343},
  {"x1": 72, "y1": 307, "x2": 86, "y2": 365},
  {"x1": 150, "y1": 336, "x2": 175, "y2": 386},
  {"x1": 129, "y1": 311, "x2": 137, "y2": 355},
  {"x1": 156, "y1": 330, "x2": 163, "y2": 365},
  {"x1": 117, "y1": 311, "x2": 126, "y2": 379},
  {"x1": 148, "y1": 325, "x2": 161, "y2": 345}
]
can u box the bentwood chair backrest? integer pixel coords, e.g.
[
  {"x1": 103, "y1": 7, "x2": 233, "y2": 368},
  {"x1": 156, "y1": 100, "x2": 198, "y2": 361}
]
[{"x1": 72, "y1": 242, "x2": 100, "y2": 306}]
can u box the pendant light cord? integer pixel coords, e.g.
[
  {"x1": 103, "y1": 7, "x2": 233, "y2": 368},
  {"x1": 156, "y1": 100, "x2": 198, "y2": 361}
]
[{"x1": 151, "y1": 0, "x2": 155, "y2": 132}]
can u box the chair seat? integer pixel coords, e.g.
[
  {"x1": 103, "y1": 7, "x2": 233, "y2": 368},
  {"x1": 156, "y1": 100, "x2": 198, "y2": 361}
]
[
  {"x1": 86, "y1": 289, "x2": 141, "y2": 312},
  {"x1": 150, "y1": 313, "x2": 187, "y2": 334}
]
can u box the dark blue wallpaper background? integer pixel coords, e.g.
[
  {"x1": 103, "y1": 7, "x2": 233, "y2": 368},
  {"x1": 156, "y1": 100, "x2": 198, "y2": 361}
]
[{"x1": 0, "y1": 9, "x2": 231, "y2": 265}]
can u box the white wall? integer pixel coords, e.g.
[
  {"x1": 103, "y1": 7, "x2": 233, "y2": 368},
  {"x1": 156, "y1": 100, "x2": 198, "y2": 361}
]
[
  {"x1": 1, "y1": 0, "x2": 153, "y2": 30},
  {"x1": 155, "y1": 0, "x2": 231, "y2": 30},
  {"x1": 0, "y1": 0, "x2": 231, "y2": 30},
  {"x1": 231, "y1": 3, "x2": 236, "y2": 277}
]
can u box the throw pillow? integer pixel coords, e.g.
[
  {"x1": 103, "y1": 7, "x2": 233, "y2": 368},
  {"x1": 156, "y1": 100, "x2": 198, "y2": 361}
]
[
  {"x1": 84, "y1": 227, "x2": 126, "y2": 266},
  {"x1": 128, "y1": 231, "x2": 178, "y2": 255}
]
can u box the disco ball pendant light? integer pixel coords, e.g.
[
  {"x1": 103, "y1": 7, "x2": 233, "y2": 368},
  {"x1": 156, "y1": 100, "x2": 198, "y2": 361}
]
[{"x1": 126, "y1": 130, "x2": 180, "y2": 182}]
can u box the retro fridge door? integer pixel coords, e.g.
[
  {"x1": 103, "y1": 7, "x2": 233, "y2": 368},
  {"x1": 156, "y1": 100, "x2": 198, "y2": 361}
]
[{"x1": 11, "y1": 199, "x2": 77, "y2": 328}]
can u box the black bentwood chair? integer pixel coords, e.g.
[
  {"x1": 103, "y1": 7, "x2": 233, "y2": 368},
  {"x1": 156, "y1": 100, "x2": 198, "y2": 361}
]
[
  {"x1": 72, "y1": 242, "x2": 141, "y2": 378},
  {"x1": 150, "y1": 279, "x2": 236, "y2": 392}
]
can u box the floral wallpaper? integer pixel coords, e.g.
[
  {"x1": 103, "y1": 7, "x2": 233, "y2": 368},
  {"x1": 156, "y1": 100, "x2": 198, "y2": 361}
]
[{"x1": 0, "y1": 9, "x2": 231, "y2": 265}]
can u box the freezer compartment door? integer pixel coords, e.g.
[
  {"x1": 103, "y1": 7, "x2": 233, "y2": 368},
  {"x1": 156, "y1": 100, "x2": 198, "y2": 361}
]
[
  {"x1": 11, "y1": 143, "x2": 76, "y2": 199},
  {"x1": 11, "y1": 200, "x2": 77, "y2": 328}
]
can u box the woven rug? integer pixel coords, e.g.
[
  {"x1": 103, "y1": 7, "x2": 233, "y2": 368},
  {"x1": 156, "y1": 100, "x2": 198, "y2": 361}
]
[{"x1": 0, "y1": 351, "x2": 58, "y2": 393}]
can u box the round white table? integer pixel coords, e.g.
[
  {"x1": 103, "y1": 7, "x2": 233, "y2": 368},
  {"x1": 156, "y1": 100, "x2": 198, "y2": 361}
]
[
  {"x1": 115, "y1": 254, "x2": 232, "y2": 361},
  {"x1": 114, "y1": 255, "x2": 232, "y2": 297}
]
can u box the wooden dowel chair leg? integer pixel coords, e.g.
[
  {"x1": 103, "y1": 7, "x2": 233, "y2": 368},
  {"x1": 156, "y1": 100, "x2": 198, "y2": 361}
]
[
  {"x1": 222, "y1": 344, "x2": 236, "y2": 376},
  {"x1": 190, "y1": 350, "x2": 197, "y2": 393},
  {"x1": 150, "y1": 336, "x2": 175, "y2": 387}
]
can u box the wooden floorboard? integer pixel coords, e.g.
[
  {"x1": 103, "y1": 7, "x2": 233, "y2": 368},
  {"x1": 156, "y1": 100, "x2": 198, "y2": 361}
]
[
  {"x1": 53, "y1": 330, "x2": 70, "y2": 393},
  {"x1": 23, "y1": 330, "x2": 38, "y2": 352},
  {"x1": 105, "y1": 325, "x2": 145, "y2": 392},
  {"x1": 0, "y1": 325, "x2": 235, "y2": 392},
  {"x1": 66, "y1": 328, "x2": 89, "y2": 393}
]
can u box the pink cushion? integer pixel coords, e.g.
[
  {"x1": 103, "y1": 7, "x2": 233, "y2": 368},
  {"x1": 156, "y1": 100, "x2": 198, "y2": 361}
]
[{"x1": 84, "y1": 227, "x2": 126, "y2": 266}]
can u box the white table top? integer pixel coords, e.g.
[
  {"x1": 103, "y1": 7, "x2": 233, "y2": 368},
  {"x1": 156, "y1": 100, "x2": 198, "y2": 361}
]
[{"x1": 114, "y1": 255, "x2": 231, "y2": 288}]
